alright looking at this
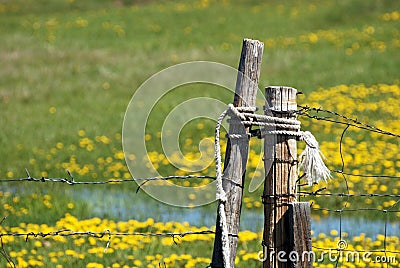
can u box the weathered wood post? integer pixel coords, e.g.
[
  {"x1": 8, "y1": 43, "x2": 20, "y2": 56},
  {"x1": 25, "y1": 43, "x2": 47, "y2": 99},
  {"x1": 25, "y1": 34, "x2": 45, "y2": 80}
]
[
  {"x1": 211, "y1": 38, "x2": 264, "y2": 268},
  {"x1": 263, "y1": 86, "x2": 312, "y2": 268}
]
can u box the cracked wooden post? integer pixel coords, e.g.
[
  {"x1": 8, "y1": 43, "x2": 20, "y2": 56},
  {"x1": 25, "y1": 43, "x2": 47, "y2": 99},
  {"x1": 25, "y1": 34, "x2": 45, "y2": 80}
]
[
  {"x1": 211, "y1": 38, "x2": 264, "y2": 268},
  {"x1": 263, "y1": 86, "x2": 312, "y2": 268}
]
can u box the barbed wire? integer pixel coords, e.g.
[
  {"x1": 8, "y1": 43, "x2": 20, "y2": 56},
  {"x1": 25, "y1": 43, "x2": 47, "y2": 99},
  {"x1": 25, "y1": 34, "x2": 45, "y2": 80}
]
[
  {"x1": 332, "y1": 170, "x2": 400, "y2": 179},
  {"x1": 2, "y1": 171, "x2": 399, "y2": 198},
  {"x1": 300, "y1": 191, "x2": 400, "y2": 198},
  {"x1": 0, "y1": 169, "x2": 215, "y2": 193},
  {"x1": 312, "y1": 207, "x2": 400, "y2": 213},
  {"x1": 312, "y1": 246, "x2": 400, "y2": 255},
  {"x1": 298, "y1": 105, "x2": 400, "y2": 138},
  {"x1": 0, "y1": 229, "x2": 215, "y2": 244},
  {"x1": 0, "y1": 225, "x2": 216, "y2": 268},
  {"x1": 0, "y1": 176, "x2": 216, "y2": 184}
]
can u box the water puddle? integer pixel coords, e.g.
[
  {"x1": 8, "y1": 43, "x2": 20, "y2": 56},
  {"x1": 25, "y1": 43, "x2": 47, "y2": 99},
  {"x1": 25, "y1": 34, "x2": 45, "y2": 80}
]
[{"x1": 73, "y1": 188, "x2": 400, "y2": 238}]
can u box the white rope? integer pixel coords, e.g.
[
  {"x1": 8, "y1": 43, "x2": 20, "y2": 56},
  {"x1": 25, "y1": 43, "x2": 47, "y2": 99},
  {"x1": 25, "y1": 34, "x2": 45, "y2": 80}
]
[
  {"x1": 227, "y1": 133, "x2": 250, "y2": 139},
  {"x1": 257, "y1": 113, "x2": 331, "y2": 185},
  {"x1": 242, "y1": 112, "x2": 301, "y2": 125},
  {"x1": 215, "y1": 107, "x2": 231, "y2": 268},
  {"x1": 262, "y1": 130, "x2": 304, "y2": 136},
  {"x1": 239, "y1": 121, "x2": 301, "y2": 129},
  {"x1": 217, "y1": 104, "x2": 330, "y2": 197}
]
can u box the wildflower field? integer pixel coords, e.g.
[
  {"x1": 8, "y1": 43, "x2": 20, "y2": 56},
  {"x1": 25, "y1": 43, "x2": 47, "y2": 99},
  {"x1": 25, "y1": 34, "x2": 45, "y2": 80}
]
[{"x1": 1, "y1": 0, "x2": 400, "y2": 267}]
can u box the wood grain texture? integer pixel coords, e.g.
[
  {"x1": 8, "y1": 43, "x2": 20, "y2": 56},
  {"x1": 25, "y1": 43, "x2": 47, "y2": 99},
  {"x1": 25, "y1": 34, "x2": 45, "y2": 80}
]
[
  {"x1": 288, "y1": 202, "x2": 313, "y2": 267},
  {"x1": 263, "y1": 86, "x2": 299, "y2": 268},
  {"x1": 211, "y1": 38, "x2": 264, "y2": 268}
]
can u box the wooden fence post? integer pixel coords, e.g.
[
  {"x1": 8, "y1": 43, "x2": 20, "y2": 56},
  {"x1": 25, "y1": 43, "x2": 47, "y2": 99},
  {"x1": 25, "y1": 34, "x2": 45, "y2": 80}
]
[
  {"x1": 288, "y1": 202, "x2": 312, "y2": 267},
  {"x1": 211, "y1": 38, "x2": 264, "y2": 268},
  {"x1": 263, "y1": 86, "x2": 312, "y2": 268}
]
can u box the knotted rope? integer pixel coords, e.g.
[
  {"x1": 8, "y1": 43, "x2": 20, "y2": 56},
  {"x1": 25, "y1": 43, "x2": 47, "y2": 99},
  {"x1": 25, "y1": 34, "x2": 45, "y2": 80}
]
[
  {"x1": 219, "y1": 104, "x2": 331, "y2": 184},
  {"x1": 215, "y1": 103, "x2": 331, "y2": 265}
]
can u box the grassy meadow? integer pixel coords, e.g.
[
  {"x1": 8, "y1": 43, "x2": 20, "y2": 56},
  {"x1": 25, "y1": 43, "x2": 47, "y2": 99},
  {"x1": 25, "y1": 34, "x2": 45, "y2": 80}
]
[{"x1": 1, "y1": 0, "x2": 400, "y2": 267}]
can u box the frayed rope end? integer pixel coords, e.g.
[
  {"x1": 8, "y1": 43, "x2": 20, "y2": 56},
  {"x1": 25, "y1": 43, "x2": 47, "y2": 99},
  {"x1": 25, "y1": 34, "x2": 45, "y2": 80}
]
[{"x1": 299, "y1": 131, "x2": 332, "y2": 186}]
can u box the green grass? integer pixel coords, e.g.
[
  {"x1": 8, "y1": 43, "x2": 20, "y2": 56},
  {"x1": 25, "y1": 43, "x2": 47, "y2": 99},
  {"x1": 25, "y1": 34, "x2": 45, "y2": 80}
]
[
  {"x1": 1, "y1": 0, "x2": 399, "y2": 176},
  {"x1": 1, "y1": 0, "x2": 400, "y2": 266}
]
